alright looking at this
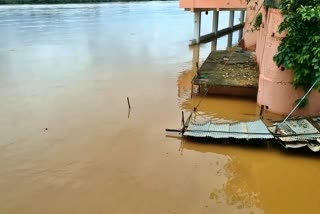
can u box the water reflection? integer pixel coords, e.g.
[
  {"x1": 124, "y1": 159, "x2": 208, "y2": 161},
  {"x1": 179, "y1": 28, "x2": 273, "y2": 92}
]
[
  {"x1": 179, "y1": 138, "x2": 320, "y2": 213},
  {"x1": 179, "y1": 139, "x2": 264, "y2": 213},
  {"x1": 177, "y1": 45, "x2": 199, "y2": 99}
]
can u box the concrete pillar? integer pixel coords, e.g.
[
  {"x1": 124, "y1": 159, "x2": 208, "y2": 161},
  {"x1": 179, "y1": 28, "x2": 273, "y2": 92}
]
[
  {"x1": 194, "y1": 11, "x2": 201, "y2": 44},
  {"x1": 240, "y1": 10, "x2": 245, "y2": 24},
  {"x1": 192, "y1": 45, "x2": 200, "y2": 71},
  {"x1": 239, "y1": 10, "x2": 245, "y2": 40},
  {"x1": 229, "y1": 10, "x2": 235, "y2": 28},
  {"x1": 211, "y1": 10, "x2": 219, "y2": 50},
  {"x1": 227, "y1": 10, "x2": 235, "y2": 47},
  {"x1": 211, "y1": 38, "x2": 218, "y2": 51},
  {"x1": 212, "y1": 10, "x2": 219, "y2": 34}
]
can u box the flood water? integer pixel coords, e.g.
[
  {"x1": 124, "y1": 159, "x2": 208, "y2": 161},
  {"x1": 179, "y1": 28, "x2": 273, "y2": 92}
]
[{"x1": 1, "y1": 2, "x2": 320, "y2": 214}]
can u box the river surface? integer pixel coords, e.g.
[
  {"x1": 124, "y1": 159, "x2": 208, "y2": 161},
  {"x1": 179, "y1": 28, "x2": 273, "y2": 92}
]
[{"x1": 0, "y1": 2, "x2": 320, "y2": 214}]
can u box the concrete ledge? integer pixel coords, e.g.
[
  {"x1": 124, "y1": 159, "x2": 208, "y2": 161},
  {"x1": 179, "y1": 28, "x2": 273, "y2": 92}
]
[{"x1": 193, "y1": 50, "x2": 259, "y2": 97}]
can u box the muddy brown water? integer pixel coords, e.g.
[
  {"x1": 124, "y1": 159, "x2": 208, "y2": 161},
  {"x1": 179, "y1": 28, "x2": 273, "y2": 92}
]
[{"x1": 1, "y1": 2, "x2": 320, "y2": 214}]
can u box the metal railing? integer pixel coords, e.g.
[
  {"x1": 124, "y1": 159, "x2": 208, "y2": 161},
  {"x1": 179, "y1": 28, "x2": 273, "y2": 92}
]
[{"x1": 275, "y1": 79, "x2": 320, "y2": 133}]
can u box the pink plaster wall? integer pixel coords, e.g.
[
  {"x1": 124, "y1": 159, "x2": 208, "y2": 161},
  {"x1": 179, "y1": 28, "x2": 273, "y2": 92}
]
[
  {"x1": 179, "y1": 0, "x2": 246, "y2": 10},
  {"x1": 256, "y1": 8, "x2": 320, "y2": 116},
  {"x1": 243, "y1": 0, "x2": 264, "y2": 50}
]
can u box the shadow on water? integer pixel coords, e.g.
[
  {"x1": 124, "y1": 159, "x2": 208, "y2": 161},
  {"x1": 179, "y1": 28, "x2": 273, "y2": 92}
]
[
  {"x1": 167, "y1": 133, "x2": 320, "y2": 159},
  {"x1": 184, "y1": 137, "x2": 320, "y2": 158}
]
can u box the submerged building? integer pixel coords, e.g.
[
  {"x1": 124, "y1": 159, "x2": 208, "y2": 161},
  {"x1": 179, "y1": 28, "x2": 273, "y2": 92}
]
[{"x1": 180, "y1": 0, "x2": 320, "y2": 116}]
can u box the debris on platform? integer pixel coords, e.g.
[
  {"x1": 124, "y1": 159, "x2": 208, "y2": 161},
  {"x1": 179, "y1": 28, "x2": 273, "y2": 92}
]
[{"x1": 192, "y1": 50, "x2": 259, "y2": 97}]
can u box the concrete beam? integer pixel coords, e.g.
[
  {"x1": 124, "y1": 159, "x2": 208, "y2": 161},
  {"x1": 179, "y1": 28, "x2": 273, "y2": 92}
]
[
  {"x1": 199, "y1": 23, "x2": 244, "y2": 43},
  {"x1": 180, "y1": 0, "x2": 247, "y2": 10}
]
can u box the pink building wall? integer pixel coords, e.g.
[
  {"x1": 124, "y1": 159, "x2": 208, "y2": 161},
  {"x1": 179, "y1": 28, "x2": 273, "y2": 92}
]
[
  {"x1": 242, "y1": 0, "x2": 263, "y2": 50},
  {"x1": 255, "y1": 8, "x2": 320, "y2": 116}
]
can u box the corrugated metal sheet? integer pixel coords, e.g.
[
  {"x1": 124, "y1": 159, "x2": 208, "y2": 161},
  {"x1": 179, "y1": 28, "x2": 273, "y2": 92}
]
[
  {"x1": 184, "y1": 120, "x2": 273, "y2": 140},
  {"x1": 268, "y1": 118, "x2": 320, "y2": 152},
  {"x1": 307, "y1": 142, "x2": 320, "y2": 152},
  {"x1": 275, "y1": 119, "x2": 320, "y2": 142},
  {"x1": 284, "y1": 142, "x2": 307, "y2": 149},
  {"x1": 284, "y1": 142, "x2": 320, "y2": 152},
  {"x1": 313, "y1": 117, "x2": 320, "y2": 125},
  {"x1": 181, "y1": 117, "x2": 320, "y2": 151}
]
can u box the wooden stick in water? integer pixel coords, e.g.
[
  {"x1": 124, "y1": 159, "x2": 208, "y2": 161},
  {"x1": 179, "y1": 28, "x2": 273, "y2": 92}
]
[
  {"x1": 182, "y1": 111, "x2": 185, "y2": 127},
  {"x1": 127, "y1": 97, "x2": 131, "y2": 109},
  {"x1": 165, "y1": 129, "x2": 181, "y2": 133}
]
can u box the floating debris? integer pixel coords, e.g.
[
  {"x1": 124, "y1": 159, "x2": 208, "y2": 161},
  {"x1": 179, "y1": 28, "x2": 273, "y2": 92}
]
[
  {"x1": 184, "y1": 120, "x2": 273, "y2": 140},
  {"x1": 166, "y1": 116, "x2": 320, "y2": 152},
  {"x1": 268, "y1": 117, "x2": 320, "y2": 152}
]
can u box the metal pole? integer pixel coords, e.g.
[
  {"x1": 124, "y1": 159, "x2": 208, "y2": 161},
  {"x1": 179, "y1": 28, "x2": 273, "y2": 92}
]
[{"x1": 275, "y1": 79, "x2": 320, "y2": 133}]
